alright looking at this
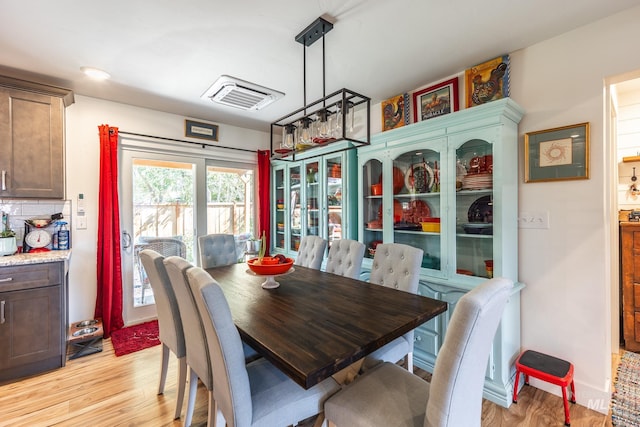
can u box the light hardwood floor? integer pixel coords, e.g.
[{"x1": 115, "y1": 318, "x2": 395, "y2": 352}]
[{"x1": 0, "y1": 339, "x2": 615, "y2": 427}]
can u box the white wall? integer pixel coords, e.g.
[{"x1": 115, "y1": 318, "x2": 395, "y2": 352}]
[
  {"x1": 60, "y1": 4, "x2": 640, "y2": 412},
  {"x1": 64, "y1": 95, "x2": 269, "y2": 323}
]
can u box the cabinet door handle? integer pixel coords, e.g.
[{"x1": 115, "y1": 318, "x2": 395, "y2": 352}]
[
  {"x1": 1, "y1": 300, "x2": 5, "y2": 324},
  {"x1": 1, "y1": 170, "x2": 5, "y2": 191},
  {"x1": 0, "y1": 277, "x2": 11, "y2": 282}
]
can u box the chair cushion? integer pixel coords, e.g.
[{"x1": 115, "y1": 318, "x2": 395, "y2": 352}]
[
  {"x1": 325, "y1": 362, "x2": 429, "y2": 427},
  {"x1": 248, "y1": 358, "x2": 340, "y2": 427}
]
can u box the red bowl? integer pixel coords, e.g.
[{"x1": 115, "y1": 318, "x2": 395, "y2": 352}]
[{"x1": 248, "y1": 257, "x2": 294, "y2": 275}]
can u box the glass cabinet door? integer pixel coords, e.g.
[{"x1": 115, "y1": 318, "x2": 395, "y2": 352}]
[
  {"x1": 392, "y1": 147, "x2": 442, "y2": 273},
  {"x1": 273, "y1": 166, "x2": 286, "y2": 251},
  {"x1": 454, "y1": 138, "x2": 493, "y2": 278},
  {"x1": 325, "y1": 155, "x2": 343, "y2": 248},
  {"x1": 304, "y1": 160, "x2": 320, "y2": 240},
  {"x1": 362, "y1": 158, "x2": 384, "y2": 259},
  {"x1": 290, "y1": 164, "x2": 302, "y2": 252}
]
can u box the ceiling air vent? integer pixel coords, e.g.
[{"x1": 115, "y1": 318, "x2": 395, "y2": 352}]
[{"x1": 201, "y1": 75, "x2": 284, "y2": 111}]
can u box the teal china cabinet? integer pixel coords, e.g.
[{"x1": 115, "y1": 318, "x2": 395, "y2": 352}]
[
  {"x1": 272, "y1": 143, "x2": 356, "y2": 257},
  {"x1": 358, "y1": 98, "x2": 524, "y2": 407}
]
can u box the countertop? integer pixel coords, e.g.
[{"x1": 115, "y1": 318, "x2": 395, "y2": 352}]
[{"x1": 0, "y1": 250, "x2": 72, "y2": 267}]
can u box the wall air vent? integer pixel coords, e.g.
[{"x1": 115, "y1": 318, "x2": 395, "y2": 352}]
[{"x1": 201, "y1": 75, "x2": 284, "y2": 111}]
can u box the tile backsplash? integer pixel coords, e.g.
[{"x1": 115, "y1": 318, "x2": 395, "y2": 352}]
[{"x1": 0, "y1": 199, "x2": 72, "y2": 242}]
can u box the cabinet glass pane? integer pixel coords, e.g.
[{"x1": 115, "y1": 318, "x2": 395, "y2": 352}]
[
  {"x1": 290, "y1": 165, "x2": 301, "y2": 251},
  {"x1": 326, "y1": 156, "x2": 343, "y2": 246},
  {"x1": 362, "y1": 159, "x2": 383, "y2": 259},
  {"x1": 305, "y1": 160, "x2": 320, "y2": 238},
  {"x1": 393, "y1": 149, "x2": 442, "y2": 271},
  {"x1": 274, "y1": 168, "x2": 285, "y2": 250},
  {"x1": 455, "y1": 138, "x2": 493, "y2": 278}
]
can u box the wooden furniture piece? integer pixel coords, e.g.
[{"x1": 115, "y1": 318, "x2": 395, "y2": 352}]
[
  {"x1": 357, "y1": 98, "x2": 523, "y2": 406},
  {"x1": 620, "y1": 222, "x2": 640, "y2": 351},
  {"x1": 205, "y1": 262, "x2": 447, "y2": 389},
  {"x1": 513, "y1": 350, "x2": 576, "y2": 426},
  {"x1": 0, "y1": 260, "x2": 68, "y2": 382},
  {"x1": 0, "y1": 75, "x2": 74, "y2": 199},
  {"x1": 272, "y1": 145, "x2": 357, "y2": 258}
]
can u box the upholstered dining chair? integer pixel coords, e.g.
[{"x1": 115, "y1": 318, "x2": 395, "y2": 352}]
[
  {"x1": 185, "y1": 265, "x2": 341, "y2": 427},
  {"x1": 138, "y1": 249, "x2": 187, "y2": 421},
  {"x1": 198, "y1": 234, "x2": 238, "y2": 269},
  {"x1": 163, "y1": 256, "x2": 213, "y2": 427},
  {"x1": 294, "y1": 235, "x2": 327, "y2": 270},
  {"x1": 324, "y1": 277, "x2": 513, "y2": 427},
  {"x1": 164, "y1": 256, "x2": 261, "y2": 427},
  {"x1": 324, "y1": 239, "x2": 366, "y2": 279},
  {"x1": 363, "y1": 243, "x2": 423, "y2": 372}
]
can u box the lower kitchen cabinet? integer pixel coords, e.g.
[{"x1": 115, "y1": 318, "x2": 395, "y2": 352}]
[
  {"x1": 0, "y1": 261, "x2": 67, "y2": 382},
  {"x1": 621, "y1": 222, "x2": 640, "y2": 351}
]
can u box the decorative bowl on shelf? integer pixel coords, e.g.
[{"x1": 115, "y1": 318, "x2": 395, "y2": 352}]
[
  {"x1": 371, "y1": 183, "x2": 382, "y2": 196},
  {"x1": 420, "y1": 217, "x2": 441, "y2": 232},
  {"x1": 247, "y1": 257, "x2": 294, "y2": 275}
]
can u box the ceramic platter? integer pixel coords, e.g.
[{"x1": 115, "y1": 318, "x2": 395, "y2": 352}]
[{"x1": 405, "y1": 163, "x2": 434, "y2": 193}]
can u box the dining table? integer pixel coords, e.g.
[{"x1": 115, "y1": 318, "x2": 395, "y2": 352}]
[{"x1": 205, "y1": 262, "x2": 448, "y2": 389}]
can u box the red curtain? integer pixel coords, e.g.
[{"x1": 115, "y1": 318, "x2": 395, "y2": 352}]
[
  {"x1": 257, "y1": 150, "x2": 271, "y2": 255},
  {"x1": 95, "y1": 125, "x2": 124, "y2": 338}
]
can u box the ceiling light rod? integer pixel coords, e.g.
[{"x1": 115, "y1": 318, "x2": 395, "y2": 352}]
[{"x1": 296, "y1": 17, "x2": 333, "y2": 113}]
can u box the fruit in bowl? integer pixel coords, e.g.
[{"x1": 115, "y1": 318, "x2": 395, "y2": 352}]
[{"x1": 248, "y1": 256, "x2": 294, "y2": 275}]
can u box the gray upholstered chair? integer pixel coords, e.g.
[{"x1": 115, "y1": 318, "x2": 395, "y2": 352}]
[
  {"x1": 294, "y1": 235, "x2": 327, "y2": 270},
  {"x1": 138, "y1": 249, "x2": 187, "y2": 420},
  {"x1": 324, "y1": 277, "x2": 513, "y2": 427},
  {"x1": 363, "y1": 243, "x2": 423, "y2": 372},
  {"x1": 324, "y1": 239, "x2": 366, "y2": 279},
  {"x1": 198, "y1": 234, "x2": 238, "y2": 269},
  {"x1": 185, "y1": 265, "x2": 341, "y2": 427},
  {"x1": 163, "y1": 256, "x2": 213, "y2": 427}
]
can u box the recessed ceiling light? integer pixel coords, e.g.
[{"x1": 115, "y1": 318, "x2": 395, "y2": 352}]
[{"x1": 81, "y1": 66, "x2": 111, "y2": 80}]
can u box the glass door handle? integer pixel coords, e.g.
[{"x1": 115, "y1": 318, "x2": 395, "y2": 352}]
[{"x1": 122, "y1": 231, "x2": 132, "y2": 249}]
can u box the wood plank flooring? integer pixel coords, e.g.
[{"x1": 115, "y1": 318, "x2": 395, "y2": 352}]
[{"x1": 0, "y1": 339, "x2": 614, "y2": 426}]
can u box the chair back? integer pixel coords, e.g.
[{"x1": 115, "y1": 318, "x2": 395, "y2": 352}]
[
  {"x1": 139, "y1": 236, "x2": 186, "y2": 258},
  {"x1": 198, "y1": 234, "x2": 238, "y2": 269},
  {"x1": 163, "y1": 256, "x2": 212, "y2": 390},
  {"x1": 370, "y1": 243, "x2": 423, "y2": 293},
  {"x1": 294, "y1": 235, "x2": 327, "y2": 270},
  {"x1": 325, "y1": 239, "x2": 365, "y2": 279},
  {"x1": 186, "y1": 266, "x2": 252, "y2": 427},
  {"x1": 425, "y1": 277, "x2": 512, "y2": 427},
  {"x1": 138, "y1": 250, "x2": 185, "y2": 358}
]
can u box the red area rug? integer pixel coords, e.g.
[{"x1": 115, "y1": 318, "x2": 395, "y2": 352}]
[{"x1": 110, "y1": 320, "x2": 160, "y2": 357}]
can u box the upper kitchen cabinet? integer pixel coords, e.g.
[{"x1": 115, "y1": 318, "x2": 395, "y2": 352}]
[
  {"x1": 271, "y1": 142, "x2": 357, "y2": 256},
  {"x1": 359, "y1": 98, "x2": 523, "y2": 284},
  {"x1": 0, "y1": 76, "x2": 74, "y2": 199}
]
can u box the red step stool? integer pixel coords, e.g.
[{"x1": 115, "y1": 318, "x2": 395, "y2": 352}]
[{"x1": 513, "y1": 350, "x2": 576, "y2": 426}]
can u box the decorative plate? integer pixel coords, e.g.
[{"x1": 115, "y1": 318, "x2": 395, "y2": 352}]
[
  {"x1": 402, "y1": 199, "x2": 431, "y2": 224},
  {"x1": 405, "y1": 163, "x2": 434, "y2": 194},
  {"x1": 467, "y1": 195, "x2": 493, "y2": 223}
]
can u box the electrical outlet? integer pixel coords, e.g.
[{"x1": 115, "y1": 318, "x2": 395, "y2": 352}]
[
  {"x1": 518, "y1": 211, "x2": 550, "y2": 229},
  {"x1": 77, "y1": 216, "x2": 87, "y2": 230}
]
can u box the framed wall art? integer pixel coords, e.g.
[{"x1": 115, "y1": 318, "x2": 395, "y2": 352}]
[
  {"x1": 464, "y1": 55, "x2": 510, "y2": 108},
  {"x1": 185, "y1": 119, "x2": 219, "y2": 141},
  {"x1": 381, "y1": 93, "x2": 409, "y2": 131},
  {"x1": 412, "y1": 77, "x2": 459, "y2": 123},
  {"x1": 524, "y1": 122, "x2": 590, "y2": 183}
]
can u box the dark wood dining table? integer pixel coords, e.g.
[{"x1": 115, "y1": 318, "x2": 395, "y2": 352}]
[{"x1": 205, "y1": 263, "x2": 447, "y2": 389}]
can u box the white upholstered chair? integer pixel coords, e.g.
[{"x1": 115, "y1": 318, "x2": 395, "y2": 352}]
[
  {"x1": 185, "y1": 265, "x2": 341, "y2": 427},
  {"x1": 363, "y1": 243, "x2": 423, "y2": 372},
  {"x1": 324, "y1": 277, "x2": 513, "y2": 427},
  {"x1": 294, "y1": 235, "x2": 327, "y2": 270},
  {"x1": 324, "y1": 239, "x2": 366, "y2": 279},
  {"x1": 138, "y1": 249, "x2": 187, "y2": 420},
  {"x1": 198, "y1": 234, "x2": 238, "y2": 269}
]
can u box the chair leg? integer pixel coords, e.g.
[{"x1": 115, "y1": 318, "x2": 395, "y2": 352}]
[
  {"x1": 158, "y1": 343, "x2": 170, "y2": 394},
  {"x1": 185, "y1": 368, "x2": 199, "y2": 427},
  {"x1": 174, "y1": 357, "x2": 187, "y2": 420},
  {"x1": 207, "y1": 390, "x2": 215, "y2": 427},
  {"x1": 561, "y1": 386, "x2": 571, "y2": 426},
  {"x1": 569, "y1": 380, "x2": 576, "y2": 403},
  {"x1": 406, "y1": 352, "x2": 413, "y2": 372},
  {"x1": 512, "y1": 369, "x2": 521, "y2": 403}
]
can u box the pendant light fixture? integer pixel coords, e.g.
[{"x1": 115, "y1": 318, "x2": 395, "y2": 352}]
[{"x1": 270, "y1": 17, "x2": 370, "y2": 160}]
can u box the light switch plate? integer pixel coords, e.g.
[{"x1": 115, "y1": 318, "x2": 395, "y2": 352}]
[
  {"x1": 76, "y1": 216, "x2": 87, "y2": 230},
  {"x1": 518, "y1": 211, "x2": 550, "y2": 229}
]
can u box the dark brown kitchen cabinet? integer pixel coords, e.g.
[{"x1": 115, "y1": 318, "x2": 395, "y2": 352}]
[
  {"x1": 0, "y1": 75, "x2": 74, "y2": 199},
  {"x1": 621, "y1": 222, "x2": 640, "y2": 351},
  {"x1": 0, "y1": 262, "x2": 67, "y2": 382}
]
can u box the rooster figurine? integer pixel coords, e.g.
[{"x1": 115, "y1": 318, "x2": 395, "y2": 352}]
[{"x1": 471, "y1": 62, "x2": 507, "y2": 105}]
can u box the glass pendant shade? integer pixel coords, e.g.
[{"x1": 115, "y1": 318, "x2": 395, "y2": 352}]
[
  {"x1": 282, "y1": 124, "x2": 296, "y2": 149},
  {"x1": 313, "y1": 108, "x2": 332, "y2": 143},
  {"x1": 298, "y1": 117, "x2": 313, "y2": 146}
]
